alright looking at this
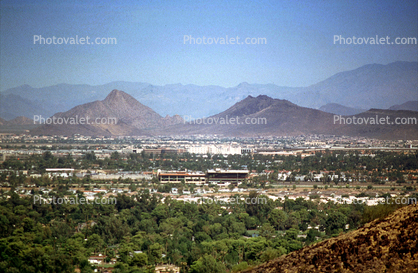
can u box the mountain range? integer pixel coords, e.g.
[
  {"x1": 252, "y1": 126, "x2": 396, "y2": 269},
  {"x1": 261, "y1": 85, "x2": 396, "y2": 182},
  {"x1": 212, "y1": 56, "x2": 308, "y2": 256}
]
[
  {"x1": 164, "y1": 95, "x2": 418, "y2": 139},
  {"x1": 0, "y1": 93, "x2": 54, "y2": 120},
  {"x1": 29, "y1": 90, "x2": 418, "y2": 140},
  {"x1": 0, "y1": 116, "x2": 38, "y2": 134},
  {"x1": 318, "y1": 103, "x2": 366, "y2": 116},
  {"x1": 30, "y1": 90, "x2": 182, "y2": 136},
  {"x1": 389, "y1": 100, "x2": 418, "y2": 112},
  {"x1": 0, "y1": 116, "x2": 33, "y2": 126},
  {"x1": 160, "y1": 95, "x2": 341, "y2": 137},
  {"x1": 1, "y1": 61, "x2": 417, "y2": 120}
]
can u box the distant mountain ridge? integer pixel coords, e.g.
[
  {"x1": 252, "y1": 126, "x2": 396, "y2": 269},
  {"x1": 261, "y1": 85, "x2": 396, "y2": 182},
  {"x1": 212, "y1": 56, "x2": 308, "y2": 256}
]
[
  {"x1": 28, "y1": 90, "x2": 418, "y2": 139},
  {"x1": 0, "y1": 93, "x2": 54, "y2": 120},
  {"x1": 295, "y1": 61, "x2": 417, "y2": 109},
  {"x1": 30, "y1": 90, "x2": 183, "y2": 136},
  {"x1": 319, "y1": 103, "x2": 367, "y2": 116},
  {"x1": 0, "y1": 117, "x2": 7, "y2": 126},
  {"x1": 6, "y1": 116, "x2": 34, "y2": 125},
  {"x1": 389, "y1": 101, "x2": 418, "y2": 111},
  {"x1": 2, "y1": 61, "x2": 417, "y2": 119},
  {"x1": 156, "y1": 94, "x2": 418, "y2": 139},
  {"x1": 0, "y1": 116, "x2": 38, "y2": 134},
  {"x1": 0, "y1": 116, "x2": 33, "y2": 126}
]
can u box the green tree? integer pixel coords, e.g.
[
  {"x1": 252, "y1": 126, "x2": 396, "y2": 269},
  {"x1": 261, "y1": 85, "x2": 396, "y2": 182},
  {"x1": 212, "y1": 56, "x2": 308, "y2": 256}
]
[
  {"x1": 111, "y1": 152, "x2": 120, "y2": 160},
  {"x1": 148, "y1": 243, "x2": 163, "y2": 265},
  {"x1": 258, "y1": 223, "x2": 275, "y2": 239},
  {"x1": 259, "y1": 247, "x2": 280, "y2": 263},
  {"x1": 268, "y1": 209, "x2": 287, "y2": 230},
  {"x1": 306, "y1": 228, "x2": 320, "y2": 244},
  {"x1": 284, "y1": 228, "x2": 299, "y2": 240},
  {"x1": 86, "y1": 234, "x2": 104, "y2": 254},
  {"x1": 325, "y1": 211, "x2": 347, "y2": 235},
  {"x1": 190, "y1": 254, "x2": 226, "y2": 273},
  {"x1": 130, "y1": 253, "x2": 148, "y2": 267}
]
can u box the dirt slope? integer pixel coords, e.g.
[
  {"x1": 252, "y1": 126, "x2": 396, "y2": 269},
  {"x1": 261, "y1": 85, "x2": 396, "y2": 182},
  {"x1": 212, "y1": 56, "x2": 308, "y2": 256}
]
[{"x1": 242, "y1": 204, "x2": 418, "y2": 273}]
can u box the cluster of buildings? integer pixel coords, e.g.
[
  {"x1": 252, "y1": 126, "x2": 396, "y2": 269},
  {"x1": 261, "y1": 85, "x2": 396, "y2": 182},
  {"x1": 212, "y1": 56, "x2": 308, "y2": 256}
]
[
  {"x1": 277, "y1": 170, "x2": 416, "y2": 183},
  {"x1": 87, "y1": 253, "x2": 179, "y2": 273},
  {"x1": 133, "y1": 144, "x2": 243, "y2": 155},
  {"x1": 157, "y1": 169, "x2": 249, "y2": 186},
  {"x1": 277, "y1": 171, "x2": 353, "y2": 182},
  {"x1": 1, "y1": 133, "x2": 417, "y2": 164},
  {"x1": 186, "y1": 144, "x2": 242, "y2": 155},
  {"x1": 42, "y1": 168, "x2": 153, "y2": 181}
]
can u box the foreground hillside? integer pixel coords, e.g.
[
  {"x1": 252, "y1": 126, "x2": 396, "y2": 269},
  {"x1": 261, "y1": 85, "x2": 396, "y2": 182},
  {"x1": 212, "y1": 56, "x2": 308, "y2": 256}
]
[{"x1": 242, "y1": 204, "x2": 418, "y2": 273}]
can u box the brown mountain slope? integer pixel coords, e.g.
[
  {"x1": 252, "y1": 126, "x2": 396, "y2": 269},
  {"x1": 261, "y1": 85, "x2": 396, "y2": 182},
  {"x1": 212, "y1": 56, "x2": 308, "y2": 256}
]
[
  {"x1": 159, "y1": 95, "x2": 418, "y2": 139},
  {"x1": 336, "y1": 109, "x2": 418, "y2": 140},
  {"x1": 6, "y1": 116, "x2": 34, "y2": 125},
  {"x1": 29, "y1": 92, "x2": 417, "y2": 138},
  {"x1": 30, "y1": 90, "x2": 183, "y2": 136},
  {"x1": 101, "y1": 89, "x2": 164, "y2": 128},
  {"x1": 242, "y1": 204, "x2": 418, "y2": 273},
  {"x1": 159, "y1": 95, "x2": 342, "y2": 137},
  {"x1": 389, "y1": 101, "x2": 418, "y2": 112}
]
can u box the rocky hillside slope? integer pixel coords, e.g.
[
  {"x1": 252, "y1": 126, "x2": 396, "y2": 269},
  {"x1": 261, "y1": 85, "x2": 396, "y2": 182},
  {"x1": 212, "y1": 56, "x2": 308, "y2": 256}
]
[{"x1": 242, "y1": 204, "x2": 418, "y2": 273}]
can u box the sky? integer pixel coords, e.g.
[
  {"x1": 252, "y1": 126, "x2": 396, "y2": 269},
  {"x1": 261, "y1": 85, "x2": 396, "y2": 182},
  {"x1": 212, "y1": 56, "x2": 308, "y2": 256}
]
[{"x1": 1, "y1": 0, "x2": 417, "y2": 91}]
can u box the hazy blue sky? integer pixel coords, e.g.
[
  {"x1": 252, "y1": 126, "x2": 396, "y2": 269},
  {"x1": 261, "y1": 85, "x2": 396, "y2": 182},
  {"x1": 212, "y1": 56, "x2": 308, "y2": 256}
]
[{"x1": 1, "y1": 0, "x2": 417, "y2": 91}]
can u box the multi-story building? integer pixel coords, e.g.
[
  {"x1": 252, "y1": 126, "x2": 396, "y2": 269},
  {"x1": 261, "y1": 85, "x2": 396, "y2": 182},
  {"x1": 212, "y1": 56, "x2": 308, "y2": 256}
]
[
  {"x1": 157, "y1": 170, "x2": 206, "y2": 185},
  {"x1": 206, "y1": 169, "x2": 249, "y2": 184}
]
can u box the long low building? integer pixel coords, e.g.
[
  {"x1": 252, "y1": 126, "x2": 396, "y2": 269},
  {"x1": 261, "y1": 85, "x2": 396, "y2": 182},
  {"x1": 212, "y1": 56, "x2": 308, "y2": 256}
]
[
  {"x1": 157, "y1": 170, "x2": 206, "y2": 185},
  {"x1": 45, "y1": 168, "x2": 75, "y2": 172},
  {"x1": 206, "y1": 169, "x2": 249, "y2": 184},
  {"x1": 157, "y1": 169, "x2": 249, "y2": 185}
]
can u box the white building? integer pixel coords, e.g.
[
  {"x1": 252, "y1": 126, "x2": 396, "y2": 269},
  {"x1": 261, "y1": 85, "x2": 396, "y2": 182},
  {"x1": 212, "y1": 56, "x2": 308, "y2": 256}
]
[
  {"x1": 187, "y1": 144, "x2": 241, "y2": 155},
  {"x1": 278, "y1": 171, "x2": 292, "y2": 181}
]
